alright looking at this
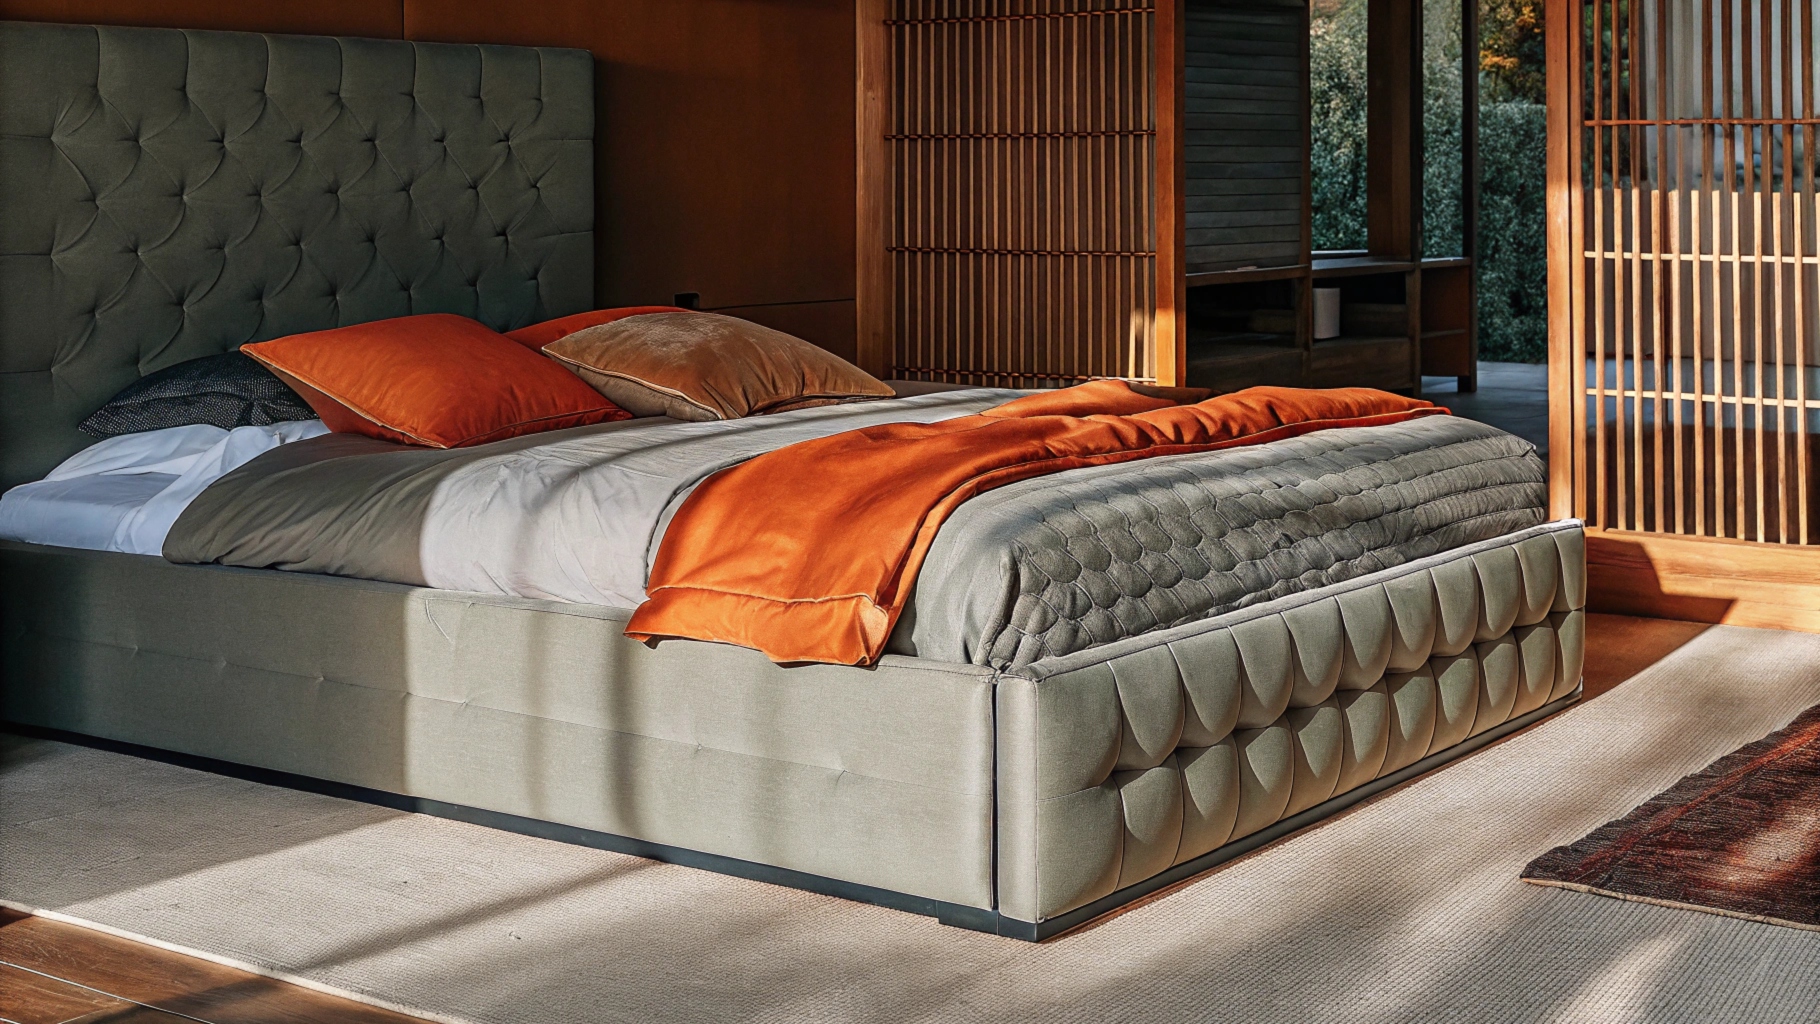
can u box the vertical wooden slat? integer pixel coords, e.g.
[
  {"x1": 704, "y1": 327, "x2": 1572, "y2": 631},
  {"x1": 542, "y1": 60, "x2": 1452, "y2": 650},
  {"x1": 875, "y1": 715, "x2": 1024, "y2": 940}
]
[
  {"x1": 1651, "y1": 0, "x2": 1670, "y2": 532},
  {"x1": 1593, "y1": 0, "x2": 1609, "y2": 528},
  {"x1": 1550, "y1": 0, "x2": 1584, "y2": 522},
  {"x1": 1628, "y1": 0, "x2": 1646, "y2": 531},
  {"x1": 1776, "y1": 0, "x2": 1794, "y2": 540},
  {"x1": 1750, "y1": 0, "x2": 1770, "y2": 541},
  {"x1": 1799, "y1": 0, "x2": 1815, "y2": 543},
  {"x1": 1694, "y1": 0, "x2": 1714, "y2": 535},
  {"x1": 1661, "y1": 0, "x2": 1685, "y2": 532},
  {"x1": 1724, "y1": 0, "x2": 1745, "y2": 536},
  {"x1": 1614, "y1": 0, "x2": 1631, "y2": 530}
]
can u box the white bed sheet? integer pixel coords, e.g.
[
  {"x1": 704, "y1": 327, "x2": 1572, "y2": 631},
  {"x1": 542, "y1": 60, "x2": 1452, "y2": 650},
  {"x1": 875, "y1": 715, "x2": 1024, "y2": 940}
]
[{"x1": 0, "y1": 421, "x2": 329, "y2": 555}]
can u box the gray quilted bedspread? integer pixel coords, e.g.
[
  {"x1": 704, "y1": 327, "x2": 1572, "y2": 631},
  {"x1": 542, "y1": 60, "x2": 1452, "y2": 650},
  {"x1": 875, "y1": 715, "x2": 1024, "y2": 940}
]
[{"x1": 891, "y1": 414, "x2": 1546, "y2": 669}]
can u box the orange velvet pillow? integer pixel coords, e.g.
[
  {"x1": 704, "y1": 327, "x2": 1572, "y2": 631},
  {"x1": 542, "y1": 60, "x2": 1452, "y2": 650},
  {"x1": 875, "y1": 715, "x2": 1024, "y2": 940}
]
[
  {"x1": 241, "y1": 314, "x2": 630, "y2": 448},
  {"x1": 504, "y1": 306, "x2": 691, "y2": 350}
]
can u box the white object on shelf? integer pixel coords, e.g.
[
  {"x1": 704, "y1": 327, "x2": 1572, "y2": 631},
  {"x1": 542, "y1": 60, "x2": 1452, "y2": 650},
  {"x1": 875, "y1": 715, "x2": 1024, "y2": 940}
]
[{"x1": 1313, "y1": 287, "x2": 1342, "y2": 340}]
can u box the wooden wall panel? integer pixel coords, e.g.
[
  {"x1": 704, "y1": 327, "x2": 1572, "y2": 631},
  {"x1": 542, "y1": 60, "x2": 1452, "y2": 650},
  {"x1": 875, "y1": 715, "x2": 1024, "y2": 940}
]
[
  {"x1": 711, "y1": 300, "x2": 859, "y2": 364},
  {"x1": 873, "y1": 0, "x2": 1162, "y2": 388},
  {"x1": 0, "y1": 0, "x2": 859, "y2": 356},
  {"x1": 0, "y1": 0, "x2": 402, "y2": 36}
]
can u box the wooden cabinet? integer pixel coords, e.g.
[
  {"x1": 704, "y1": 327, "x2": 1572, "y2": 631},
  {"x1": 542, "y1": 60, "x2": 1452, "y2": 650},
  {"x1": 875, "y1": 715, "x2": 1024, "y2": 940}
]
[
  {"x1": 857, "y1": 0, "x2": 1477, "y2": 393},
  {"x1": 1175, "y1": 0, "x2": 1479, "y2": 394}
]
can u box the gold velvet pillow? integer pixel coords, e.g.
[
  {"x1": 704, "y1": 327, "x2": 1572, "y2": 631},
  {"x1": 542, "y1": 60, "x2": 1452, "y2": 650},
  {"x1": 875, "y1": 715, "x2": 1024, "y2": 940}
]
[{"x1": 541, "y1": 312, "x2": 895, "y2": 421}]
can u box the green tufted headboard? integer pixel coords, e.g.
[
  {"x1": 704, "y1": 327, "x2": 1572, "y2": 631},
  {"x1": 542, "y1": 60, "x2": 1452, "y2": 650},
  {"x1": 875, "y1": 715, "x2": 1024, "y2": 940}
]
[{"x1": 0, "y1": 21, "x2": 595, "y2": 489}]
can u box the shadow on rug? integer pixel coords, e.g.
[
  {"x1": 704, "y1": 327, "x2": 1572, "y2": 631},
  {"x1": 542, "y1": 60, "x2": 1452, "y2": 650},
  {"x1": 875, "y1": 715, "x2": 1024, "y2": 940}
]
[{"x1": 1523, "y1": 703, "x2": 1820, "y2": 932}]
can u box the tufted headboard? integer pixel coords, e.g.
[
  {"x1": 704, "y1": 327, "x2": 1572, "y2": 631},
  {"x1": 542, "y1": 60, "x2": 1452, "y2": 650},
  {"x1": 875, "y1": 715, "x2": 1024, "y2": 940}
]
[{"x1": 0, "y1": 21, "x2": 595, "y2": 489}]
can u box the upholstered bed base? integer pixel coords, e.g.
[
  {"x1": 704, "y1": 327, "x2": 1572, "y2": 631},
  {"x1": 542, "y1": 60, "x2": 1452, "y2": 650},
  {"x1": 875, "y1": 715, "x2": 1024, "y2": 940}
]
[{"x1": 0, "y1": 520, "x2": 1584, "y2": 939}]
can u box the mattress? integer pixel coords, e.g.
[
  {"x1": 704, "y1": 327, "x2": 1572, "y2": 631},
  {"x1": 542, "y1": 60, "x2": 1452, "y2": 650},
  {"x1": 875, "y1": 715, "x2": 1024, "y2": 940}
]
[{"x1": 165, "y1": 392, "x2": 1546, "y2": 666}]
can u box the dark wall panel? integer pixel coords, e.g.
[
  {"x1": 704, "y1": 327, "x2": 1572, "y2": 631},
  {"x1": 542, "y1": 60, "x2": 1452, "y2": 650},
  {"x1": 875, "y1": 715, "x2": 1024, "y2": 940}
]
[
  {"x1": 1182, "y1": 0, "x2": 1305, "y2": 274},
  {"x1": 0, "y1": 0, "x2": 858, "y2": 356},
  {"x1": 713, "y1": 300, "x2": 857, "y2": 365}
]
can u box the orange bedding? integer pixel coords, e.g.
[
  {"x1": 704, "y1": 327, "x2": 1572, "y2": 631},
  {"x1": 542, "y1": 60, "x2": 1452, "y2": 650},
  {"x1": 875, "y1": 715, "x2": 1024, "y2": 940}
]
[{"x1": 625, "y1": 381, "x2": 1447, "y2": 665}]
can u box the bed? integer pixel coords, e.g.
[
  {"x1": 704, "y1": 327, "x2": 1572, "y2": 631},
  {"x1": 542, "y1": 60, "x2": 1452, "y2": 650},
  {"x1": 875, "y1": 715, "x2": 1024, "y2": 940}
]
[{"x1": 0, "y1": 20, "x2": 1584, "y2": 940}]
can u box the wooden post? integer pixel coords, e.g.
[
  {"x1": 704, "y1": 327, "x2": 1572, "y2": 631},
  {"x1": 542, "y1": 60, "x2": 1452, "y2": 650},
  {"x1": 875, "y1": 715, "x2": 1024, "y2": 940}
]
[
  {"x1": 1458, "y1": 0, "x2": 1480, "y2": 393},
  {"x1": 1367, "y1": 0, "x2": 1420, "y2": 261},
  {"x1": 1154, "y1": 0, "x2": 1187, "y2": 387},
  {"x1": 1544, "y1": 0, "x2": 1578, "y2": 522},
  {"x1": 854, "y1": 0, "x2": 890, "y2": 380}
]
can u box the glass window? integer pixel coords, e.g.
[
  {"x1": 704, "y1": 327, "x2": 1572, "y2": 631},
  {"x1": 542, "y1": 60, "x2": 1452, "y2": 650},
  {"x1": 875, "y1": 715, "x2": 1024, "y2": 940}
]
[
  {"x1": 1310, "y1": 0, "x2": 1369, "y2": 251},
  {"x1": 1423, "y1": 0, "x2": 1466, "y2": 258}
]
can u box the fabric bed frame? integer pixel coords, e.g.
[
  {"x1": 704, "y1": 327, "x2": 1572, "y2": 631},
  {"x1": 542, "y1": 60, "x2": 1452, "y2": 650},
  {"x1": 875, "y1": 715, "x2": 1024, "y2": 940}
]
[{"x1": 0, "y1": 20, "x2": 1586, "y2": 940}]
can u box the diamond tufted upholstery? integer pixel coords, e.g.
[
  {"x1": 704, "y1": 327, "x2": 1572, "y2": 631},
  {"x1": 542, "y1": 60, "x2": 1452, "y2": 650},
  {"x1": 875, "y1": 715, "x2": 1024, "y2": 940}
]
[
  {"x1": 0, "y1": 21, "x2": 595, "y2": 489},
  {"x1": 995, "y1": 521, "x2": 1585, "y2": 923}
]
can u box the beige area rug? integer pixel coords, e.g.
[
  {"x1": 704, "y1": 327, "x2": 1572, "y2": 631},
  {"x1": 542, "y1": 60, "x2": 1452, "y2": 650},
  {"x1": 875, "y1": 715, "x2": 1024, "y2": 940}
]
[{"x1": 6, "y1": 618, "x2": 1820, "y2": 1024}]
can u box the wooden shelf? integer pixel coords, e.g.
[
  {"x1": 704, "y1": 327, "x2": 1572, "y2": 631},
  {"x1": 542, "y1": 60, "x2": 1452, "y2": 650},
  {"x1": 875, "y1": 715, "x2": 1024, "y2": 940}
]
[
  {"x1": 1310, "y1": 256, "x2": 1419, "y2": 279},
  {"x1": 1185, "y1": 264, "x2": 1309, "y2": 288},
  {"x1": 1190, "y1": 329, "x2": 1298, "y2": 348},
  {"x1": 1420, "y1": 257, "x2": 1473, "y2": 270},
  {"x1": 1314, "y1": 334, "x2": 1409, "y2": 349}
]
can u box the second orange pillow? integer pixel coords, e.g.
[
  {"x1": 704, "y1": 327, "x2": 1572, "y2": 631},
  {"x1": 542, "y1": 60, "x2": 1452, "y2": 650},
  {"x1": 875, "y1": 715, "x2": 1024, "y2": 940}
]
[{"x1": 242, "y1": 314, "x2": 630, "y2": 448}]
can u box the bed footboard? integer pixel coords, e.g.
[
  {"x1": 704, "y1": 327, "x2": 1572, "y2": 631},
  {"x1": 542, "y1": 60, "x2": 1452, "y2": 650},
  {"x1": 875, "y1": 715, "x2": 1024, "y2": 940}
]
[{"x1": 994, "y1": 521, "x2": 1585, "y2": 937}]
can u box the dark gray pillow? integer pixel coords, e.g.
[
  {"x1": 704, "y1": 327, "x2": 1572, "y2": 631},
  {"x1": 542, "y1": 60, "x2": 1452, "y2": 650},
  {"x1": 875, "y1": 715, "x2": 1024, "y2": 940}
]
[{"x1": 79, "y1": 352, "x2": 319, "y2": 437}]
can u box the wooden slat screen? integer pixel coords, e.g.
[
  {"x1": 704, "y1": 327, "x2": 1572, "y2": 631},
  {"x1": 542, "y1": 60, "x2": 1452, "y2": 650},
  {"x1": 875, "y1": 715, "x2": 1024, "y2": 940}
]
[
  {"x1": 1571, "y1": 0, "x2": 1819, "y2": 542},
  {"x1": 885, "y1": 1, "x2": 1160, "y2": 387},
  {"x1": 1183, "y1": 0, "x2": 1306, "y2": 273}
]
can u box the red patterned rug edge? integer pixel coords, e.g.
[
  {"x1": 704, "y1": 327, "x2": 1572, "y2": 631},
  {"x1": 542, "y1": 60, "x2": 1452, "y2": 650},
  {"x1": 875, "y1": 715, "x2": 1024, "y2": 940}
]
[{"x1": 1521, "y1": 702, "x2": 1820, "y2": 932}]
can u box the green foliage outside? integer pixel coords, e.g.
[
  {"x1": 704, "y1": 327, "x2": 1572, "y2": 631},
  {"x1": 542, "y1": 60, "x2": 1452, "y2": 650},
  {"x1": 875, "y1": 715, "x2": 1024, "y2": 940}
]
[
  {"x1": 1475, "y1": 102, "x2": 1548, "y2": 362},
  {"x1": 1310, "y1": 0, "x2": 1369, "y2": 251},
  {"x1": 1310, "y1": 0, "x2": 1549, "y2": 362}
]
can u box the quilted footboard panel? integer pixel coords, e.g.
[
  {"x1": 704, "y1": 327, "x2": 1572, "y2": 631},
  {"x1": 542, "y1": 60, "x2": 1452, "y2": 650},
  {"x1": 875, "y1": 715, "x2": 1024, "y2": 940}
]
[{"x1": 994, "y1": 521, "x2": 1586, "y2": 924}]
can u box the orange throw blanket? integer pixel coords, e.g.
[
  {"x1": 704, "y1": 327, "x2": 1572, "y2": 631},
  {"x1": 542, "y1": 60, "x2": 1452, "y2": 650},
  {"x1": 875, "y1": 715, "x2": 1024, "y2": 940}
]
[{"x1": 625, "y1": 381, "x2": 1447, "y2": 665}]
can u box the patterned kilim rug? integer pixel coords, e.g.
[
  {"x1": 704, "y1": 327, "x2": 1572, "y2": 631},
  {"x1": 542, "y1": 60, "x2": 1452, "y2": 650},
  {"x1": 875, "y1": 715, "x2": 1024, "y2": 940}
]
[{"x1": 1523, "y1": 703, "x2": 1820, "y2": 932}]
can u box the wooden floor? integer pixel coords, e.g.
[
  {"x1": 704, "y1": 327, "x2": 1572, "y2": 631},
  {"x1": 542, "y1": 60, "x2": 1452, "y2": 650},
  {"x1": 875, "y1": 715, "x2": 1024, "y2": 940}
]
[
  {"x1": 0, "y1": 613, "x2": 1717, "y2": 1024},
  {"x1": 0, "y1": 909, "x2": 427, "y2": 1024}
]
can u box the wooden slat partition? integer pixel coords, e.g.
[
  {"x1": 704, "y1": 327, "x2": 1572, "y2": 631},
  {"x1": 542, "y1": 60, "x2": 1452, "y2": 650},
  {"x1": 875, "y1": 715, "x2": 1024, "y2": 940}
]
[
  {"x1": 1561, "y1": 0, "x2": 1820, "y2": 545},
  {"x1": 865, "y1": 0, "x2": 1166, "y2": 388}
]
